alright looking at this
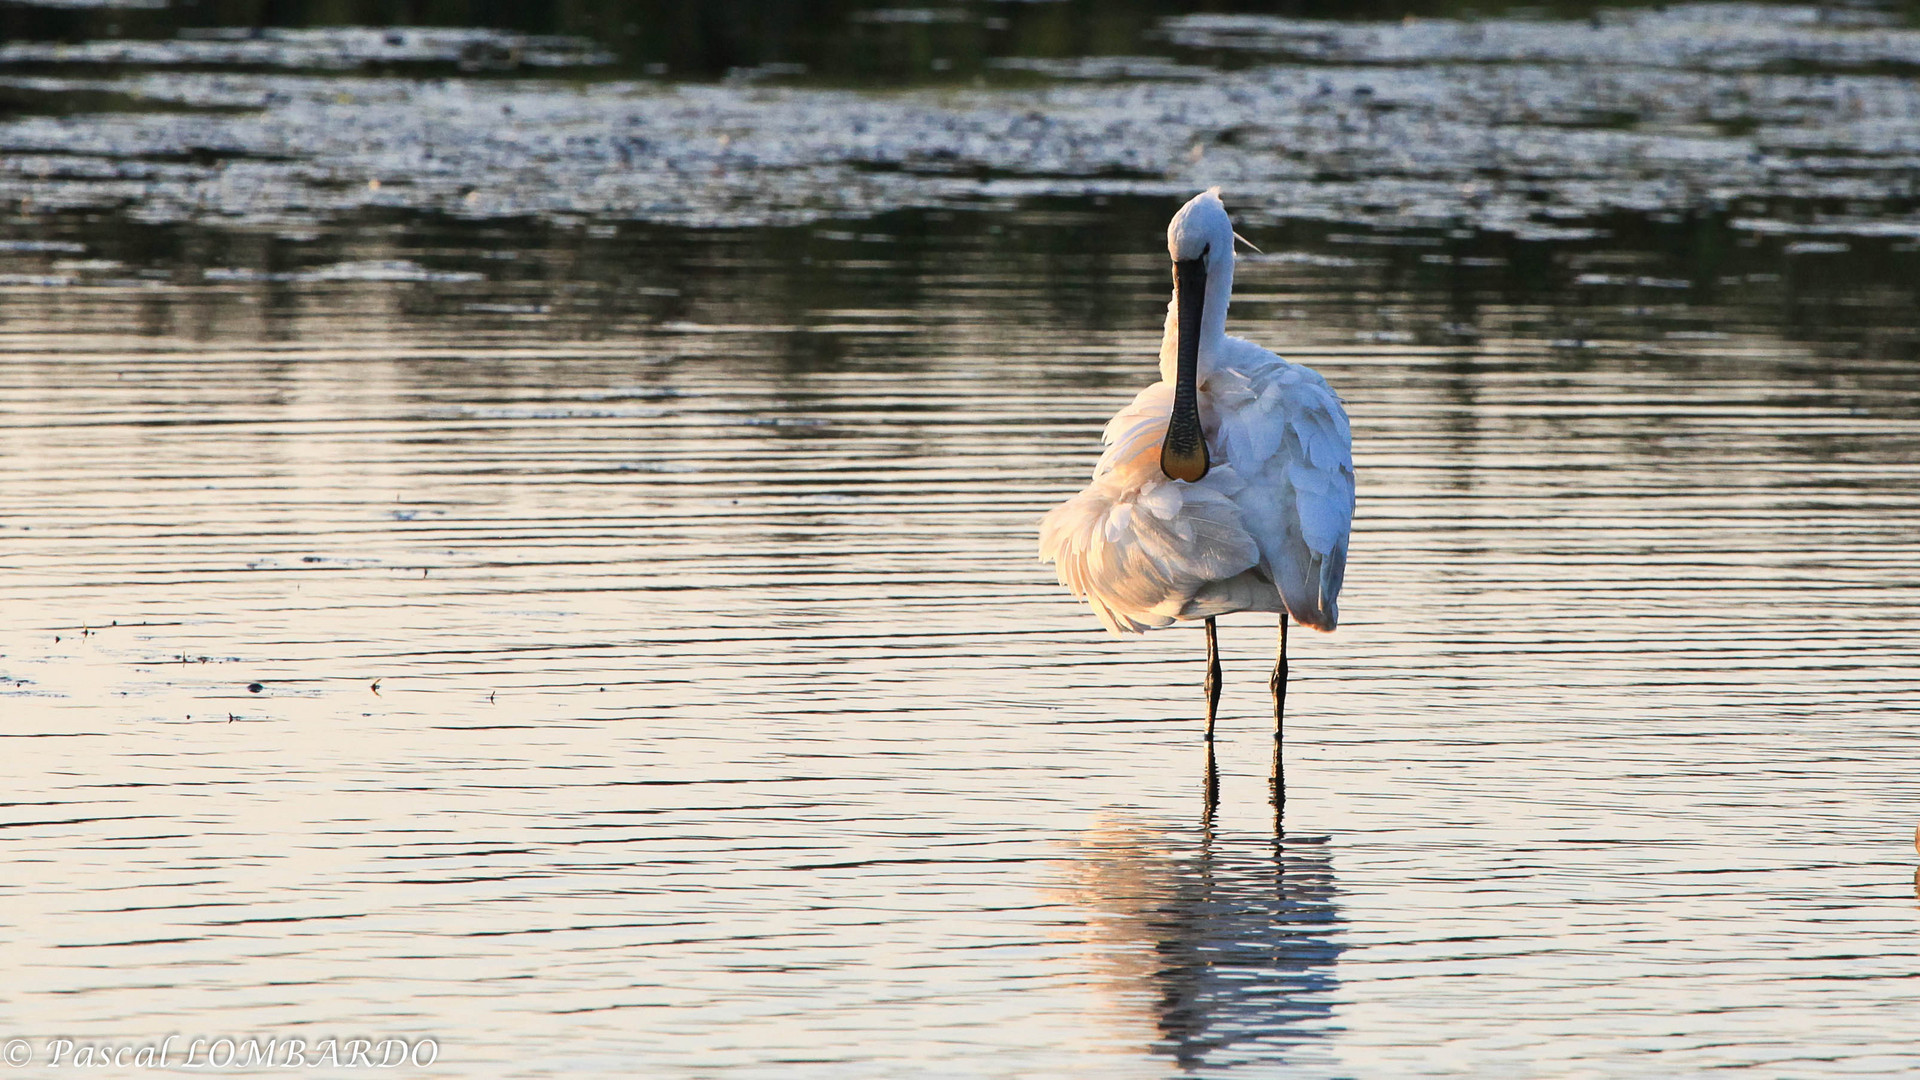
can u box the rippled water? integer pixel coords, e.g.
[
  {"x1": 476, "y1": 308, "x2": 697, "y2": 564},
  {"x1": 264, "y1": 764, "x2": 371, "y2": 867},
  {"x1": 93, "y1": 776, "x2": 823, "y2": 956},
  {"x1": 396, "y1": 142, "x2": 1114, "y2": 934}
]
[
  {"x1": 5, "y1": 2, "x2": 1920, "y2": 1075},
  {"x1": 4, "y1": 199, "x2": 1919, "y2": 1077}
]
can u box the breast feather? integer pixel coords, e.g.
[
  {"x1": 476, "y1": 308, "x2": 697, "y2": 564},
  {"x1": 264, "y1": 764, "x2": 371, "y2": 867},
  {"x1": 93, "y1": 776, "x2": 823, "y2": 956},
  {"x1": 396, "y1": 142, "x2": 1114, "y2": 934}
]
[{"x1": 1040, "y1": 385, "x2": 1266, "y2": 634}]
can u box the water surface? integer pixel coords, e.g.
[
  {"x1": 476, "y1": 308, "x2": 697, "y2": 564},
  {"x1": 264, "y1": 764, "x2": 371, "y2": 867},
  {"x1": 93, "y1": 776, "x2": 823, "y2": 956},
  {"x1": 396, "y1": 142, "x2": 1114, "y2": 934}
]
[{"x1": 4, "y1": 4, "x2": 1920, "y2": 1077}]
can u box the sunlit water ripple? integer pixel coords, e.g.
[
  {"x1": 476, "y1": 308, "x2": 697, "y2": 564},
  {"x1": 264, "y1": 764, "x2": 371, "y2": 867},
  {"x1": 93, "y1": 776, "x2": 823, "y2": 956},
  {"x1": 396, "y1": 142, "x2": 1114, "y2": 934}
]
[{"x1": 2, "y1": 206, "x2": 1919, "y2": 1078}]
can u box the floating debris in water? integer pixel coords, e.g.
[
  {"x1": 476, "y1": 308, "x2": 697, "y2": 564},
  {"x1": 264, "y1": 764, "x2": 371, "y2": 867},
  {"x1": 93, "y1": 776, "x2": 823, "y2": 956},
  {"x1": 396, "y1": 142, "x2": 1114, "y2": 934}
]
[
  {"x1": 203, "y1": 260, "x2": 484, "y2": 284},
  {"x1": 0, "y1": 5, "x2": 1915, "y2": 242},
  {"x1": 1159, "y1": 4, "x2": 1913, "y2": 70},
  {"x1": 0, "y1": 27, "x2": 613, "y2": 71}
]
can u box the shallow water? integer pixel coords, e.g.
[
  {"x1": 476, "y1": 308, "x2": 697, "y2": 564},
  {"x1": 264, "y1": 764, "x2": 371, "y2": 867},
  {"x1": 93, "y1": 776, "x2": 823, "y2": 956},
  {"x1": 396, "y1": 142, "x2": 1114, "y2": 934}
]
[
  {"x1": 5, "y1": 4, "x2": 1920, "y2": 1077},
  {"x1": 4, "y1": 200, "x2": 1919, "y2": 1077}
]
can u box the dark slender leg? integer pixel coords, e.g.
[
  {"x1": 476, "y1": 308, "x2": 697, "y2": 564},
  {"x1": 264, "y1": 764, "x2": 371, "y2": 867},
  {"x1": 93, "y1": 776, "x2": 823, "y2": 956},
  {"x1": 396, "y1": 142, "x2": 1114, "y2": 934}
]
[
  {"x1": 1270, "y1": 617, "x2": 1288, "y2": 807},
  {"x1": 1203, "y1": 616, "x2": 1222, "y2": 742}
]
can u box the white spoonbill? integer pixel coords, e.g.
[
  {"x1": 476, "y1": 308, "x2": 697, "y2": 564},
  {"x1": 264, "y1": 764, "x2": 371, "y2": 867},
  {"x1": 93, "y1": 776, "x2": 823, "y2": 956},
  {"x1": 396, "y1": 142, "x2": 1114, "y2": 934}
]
[{"x1": 1039, "y1": 189, "x2": 1354, "y2": 787}]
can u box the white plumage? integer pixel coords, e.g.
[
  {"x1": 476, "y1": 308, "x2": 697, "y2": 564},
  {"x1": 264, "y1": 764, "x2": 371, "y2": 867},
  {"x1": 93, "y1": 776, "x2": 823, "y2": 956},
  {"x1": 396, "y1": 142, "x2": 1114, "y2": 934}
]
[{"x1": 1039, "y1": 190, "x2": 1355, "y2": 638}]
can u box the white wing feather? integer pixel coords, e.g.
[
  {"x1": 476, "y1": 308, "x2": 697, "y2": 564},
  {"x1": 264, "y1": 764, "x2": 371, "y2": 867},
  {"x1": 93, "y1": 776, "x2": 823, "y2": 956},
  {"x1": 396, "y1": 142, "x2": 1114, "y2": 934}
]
[
  {"x1": 1213, "y1": 339, "x2": 1354, "y2": 631},
  {"x1": 1039, "y1": 337, "x2": 1354, "y2": 636}
]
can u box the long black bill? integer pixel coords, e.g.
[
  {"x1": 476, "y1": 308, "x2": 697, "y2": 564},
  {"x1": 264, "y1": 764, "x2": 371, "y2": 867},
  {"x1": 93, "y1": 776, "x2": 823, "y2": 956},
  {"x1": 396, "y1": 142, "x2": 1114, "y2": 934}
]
[{"x1": 1160, "y1": 256, "x2": 1210, "y2": 482}]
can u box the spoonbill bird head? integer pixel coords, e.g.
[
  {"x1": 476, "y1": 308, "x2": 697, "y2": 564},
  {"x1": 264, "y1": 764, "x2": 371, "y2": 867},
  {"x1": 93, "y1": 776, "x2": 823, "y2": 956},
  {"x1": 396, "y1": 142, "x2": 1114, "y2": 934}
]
[
  {"x1": 1159, "y1": 189, "x2": 1236, "y2": 484},
  {"x1": 1167, "y1": 187, "x2": 1234, "y2": 267}
]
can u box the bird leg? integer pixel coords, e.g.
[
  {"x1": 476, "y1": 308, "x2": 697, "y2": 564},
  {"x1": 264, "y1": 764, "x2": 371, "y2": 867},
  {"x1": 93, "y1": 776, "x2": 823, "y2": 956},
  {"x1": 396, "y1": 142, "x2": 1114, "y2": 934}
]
[
  {"x1": 1270, "y1": 617, "x2": 1288, "y2": 807},
  {"x1": 1203, "y1": 616, "x2": 1222, "y2": 741}
]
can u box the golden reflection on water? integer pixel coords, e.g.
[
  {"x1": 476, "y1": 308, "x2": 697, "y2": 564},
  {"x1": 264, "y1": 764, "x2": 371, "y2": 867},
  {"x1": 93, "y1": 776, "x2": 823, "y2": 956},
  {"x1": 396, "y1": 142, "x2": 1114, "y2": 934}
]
[{"x1": 1051, "y1": 817, "x2": 1341, "y2": 1073}]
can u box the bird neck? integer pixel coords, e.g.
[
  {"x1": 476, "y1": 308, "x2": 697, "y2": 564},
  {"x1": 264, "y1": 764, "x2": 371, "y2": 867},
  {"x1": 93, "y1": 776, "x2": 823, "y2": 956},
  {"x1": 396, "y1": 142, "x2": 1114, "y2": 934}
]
[{"x1": 1159, "y1": 254, "x2": 1232, "y2": 381}]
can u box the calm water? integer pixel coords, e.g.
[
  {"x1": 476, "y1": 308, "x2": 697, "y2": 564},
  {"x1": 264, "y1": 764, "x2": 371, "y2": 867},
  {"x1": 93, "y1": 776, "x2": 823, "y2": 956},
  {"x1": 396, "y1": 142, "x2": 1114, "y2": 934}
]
[
  {"x1": 5, "y1": 3, "x2": 1920, "y2": 1077},
  {"x1": 5, "y1": 204, "x2": 1919, "y2": 1077}
]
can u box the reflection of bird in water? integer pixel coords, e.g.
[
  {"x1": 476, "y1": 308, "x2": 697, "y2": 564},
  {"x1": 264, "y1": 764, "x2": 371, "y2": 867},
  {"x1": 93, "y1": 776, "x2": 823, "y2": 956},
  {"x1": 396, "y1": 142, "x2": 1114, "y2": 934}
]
[
  {"x1": 1040, "y1": 189, "x2": 1355, "y2": 801},
  {"x1": 1054, "y1": 819, "x2": 1343, "y2": 1072}
]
